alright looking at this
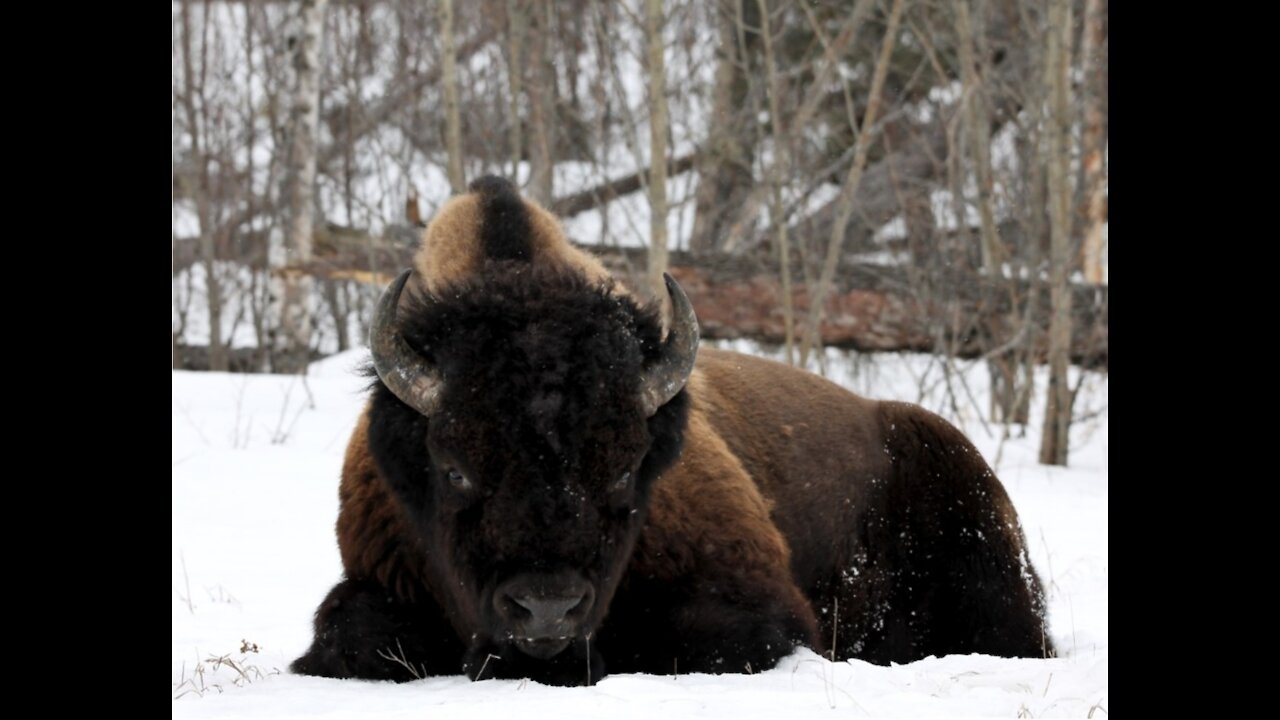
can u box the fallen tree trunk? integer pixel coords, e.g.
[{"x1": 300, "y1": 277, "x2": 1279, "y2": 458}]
[
  {"x1": 594, "y1": 247, "x2": 1107, "y2": 369},
  {"x1": 174, "y1": 235, "x2": 1107, "y2": 370}
]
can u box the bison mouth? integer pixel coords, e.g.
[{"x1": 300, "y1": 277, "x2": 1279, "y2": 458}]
[
  {"x1": 466, "y1": 631, "x2": 603, "y2": 685},
  {"x1": 513, "y1": 636, "x2": 573, "y2": 659}
]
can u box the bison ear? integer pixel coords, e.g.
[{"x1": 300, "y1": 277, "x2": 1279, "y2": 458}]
[
  {"x1": 370, "y1": 269, "x2": 446, "y2": 417},
  {"x1": 638, "y1": 273, "x2": 699, "y2": 417}
]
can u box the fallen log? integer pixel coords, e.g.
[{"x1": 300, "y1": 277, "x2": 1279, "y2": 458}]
[{"x1": 173, "y1": 234, "x2": 1107, "y2": 370}]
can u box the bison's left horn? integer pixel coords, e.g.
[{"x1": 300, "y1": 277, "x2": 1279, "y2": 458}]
[
  {"x1": 639, "y1": 273, "x2": 700, "y2": 417},
  {"x1": 370, "y1": 270, "x2": 445, "y2": 417}
]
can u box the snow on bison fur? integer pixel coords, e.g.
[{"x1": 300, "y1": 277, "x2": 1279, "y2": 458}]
[{"x1": 291, "y1": 176, "x2": 1053, "y2": 686}]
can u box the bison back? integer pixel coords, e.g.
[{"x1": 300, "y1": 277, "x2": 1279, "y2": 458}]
[{"x1": 691, "y1": 348, "x2": 1053, "y2": 663}]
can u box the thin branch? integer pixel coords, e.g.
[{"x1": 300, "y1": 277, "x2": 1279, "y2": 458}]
[{"x1": 798, "y1": 0, "x2": 907, "y2": 365}]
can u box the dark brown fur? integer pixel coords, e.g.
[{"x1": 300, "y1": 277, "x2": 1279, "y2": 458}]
[
  {"x1": 687, "y1": 351, "x2": 1051, "y2": 663},
  {"x1": 292, "y1": 177, "x2": 1052, "y2": 684}
]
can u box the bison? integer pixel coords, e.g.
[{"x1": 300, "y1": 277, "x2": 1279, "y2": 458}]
[{"x1": 291, "y1": 176, "x2": 1053, "y2": 686}]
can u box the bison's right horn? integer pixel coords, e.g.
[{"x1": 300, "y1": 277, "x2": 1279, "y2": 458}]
[
  {"x1": 370, "y1": 270, "x2": 445, "y2": 417},
  {"x1": 638, "y1": 273, "x2": 700, "y2": 417}
]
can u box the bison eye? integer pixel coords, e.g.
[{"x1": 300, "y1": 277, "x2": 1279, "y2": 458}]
[{"x1": 447, "y1": 469, "x2": 472, "y2": 492}]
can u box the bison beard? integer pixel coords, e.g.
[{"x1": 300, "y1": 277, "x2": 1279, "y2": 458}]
[{"x1": 291, "y1": 177, "x2": 1053, "y2": 686}]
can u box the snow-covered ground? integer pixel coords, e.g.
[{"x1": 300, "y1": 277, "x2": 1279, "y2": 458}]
[{"x1": 172, "y1": 346, "x2": 1107, "y2": 718}]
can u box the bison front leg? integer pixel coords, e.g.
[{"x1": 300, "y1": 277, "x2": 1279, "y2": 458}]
[
  {"x1": 673, "y1": 573, "x2": 818, "y2": 674},
  {"x1": 601, "y1": 568, "x2": 818, "y2": 676},
  {"x1": 601, "y1": 470, "x2": 821, "y2": 674},
  {"x1": 599, "y1": 415, "x2": 821, "y2": 675},
  {"x1": 290, "y1": 578, "x2": 464, "y2": 682}
]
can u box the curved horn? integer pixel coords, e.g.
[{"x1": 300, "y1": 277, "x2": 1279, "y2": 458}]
[
  {"x1": 639, "y1": 273, "x2": 700, "y2": 417},
  {"x1": 370, "y1": 270, "x2": 445, "y2": 417}
]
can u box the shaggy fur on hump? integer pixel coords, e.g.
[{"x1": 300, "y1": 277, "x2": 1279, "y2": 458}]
[{"x1": 413, "y1": 176, "x2": 615, "y2": 295}]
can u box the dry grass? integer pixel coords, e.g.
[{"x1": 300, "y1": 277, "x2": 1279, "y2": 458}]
[
  {"x1": 376, "y1": 639, "x2": 427, "y2": 680},
  {"x1": 178, "y1": 552, "x2": 195, "y2": 615},
  {"x1": 173, "y1": 640, "x2": 279, "y2": 699}
]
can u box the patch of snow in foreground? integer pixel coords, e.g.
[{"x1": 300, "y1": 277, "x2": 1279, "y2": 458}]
[{"x1": 173, "y1": 348, "x2": 1107, "y2": 718}]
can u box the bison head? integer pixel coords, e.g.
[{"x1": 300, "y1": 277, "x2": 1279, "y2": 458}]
[{"x1": 364, "y1": 263, "x2": 697, "y2": 683}]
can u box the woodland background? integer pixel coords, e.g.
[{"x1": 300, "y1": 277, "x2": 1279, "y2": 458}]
[{"x1": 171, "y1": 0, "x2": 1107, "y2": 466}]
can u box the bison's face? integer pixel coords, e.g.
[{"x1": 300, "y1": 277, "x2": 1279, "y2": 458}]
[
  {"x1": 422, "y1": 382, "x2": 667, "y2": 663},
  {"x1": 365, "y1": 265, "x2": 695, "y2": 679}
]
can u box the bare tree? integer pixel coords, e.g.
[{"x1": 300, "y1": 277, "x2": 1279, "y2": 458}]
[
  {"x1": 719, "y1": 0, "x2": 874, "y2": 254},
  {"x1": 170, "y1": 0, "x2": 1106, "y2": 426},
  {"x1": 525, "y1": 0, "x2": 554, "y2": 205},
  {"x1": 440, "y1": 0, "x2": 466, "y2": 193},
  {"x1": 645, "y1": 0, "x2": 671, "y2": 304},
  {"x1": 1079, "y1": 0, "x2": 1107, "y2": 284},
  {"x1": 273, "y1": 0, "x2": 329, "y2": 374},
  {"x1": 798, "y1": 0, "x2": 906, "y2": 367},
  {"x1": 322, "y1": 279, "x2": 352, "y2": 352},
  {"x1": 756, "y1": 0, "x2": 795, "y2": 364},
  {"x1": 956, "y1": 0, "x2": 1003, "y2": 273},
  {"x1": 179, "y1": 0, "x2": 227, "y2": 372},
  {"x1": 505, "y1": 0, "x2": 526, "y2": 181},
  {"x1": 956, "y1": 0, "x2": 1024, "y2": 424},
  {"x1": 998, "y1": 0, "x2": 1052, "y2": 427},
  {"x1": 1039, "y1": 0, "x2": 1073, "y2": 465},
  {"x1": 687, "y1": 0, "x2": 760, "y2": 255}
]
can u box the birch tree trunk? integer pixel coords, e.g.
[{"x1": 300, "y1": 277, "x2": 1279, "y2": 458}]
[
  {"x1": 273, "y1": 0, "x2": 328, "y2": 374},
  {"x1": 645, "y1": 0, "x2": 669, "y2": 307},
  {"x1": 180, "y1": 0, "x2": 227, "y2": 372},
  {"x1": 243, "y1": 3, "x2": 269, "y2": 373},
  {"x1": 440, "y1": 0, "x2": 465, "y2": 193},
  {"x1": 1040, "y1": 0, "x2": 1074, "y2": 465},
  {"x1": 798, "y1": 0, "x2": 905, "y2": 367}
]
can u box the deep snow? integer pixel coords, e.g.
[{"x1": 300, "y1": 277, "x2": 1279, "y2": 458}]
[{"x1": 172, "y1": 346, "x2": 1107, "y2": 718}]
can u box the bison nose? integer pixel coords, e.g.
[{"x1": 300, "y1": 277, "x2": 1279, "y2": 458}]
[
  {"x1": 494, "y1": 574, "x2": 596, "y2": 643},
  {"x1": 511, "y1": 594, "x2": 587, "y2": 625}
]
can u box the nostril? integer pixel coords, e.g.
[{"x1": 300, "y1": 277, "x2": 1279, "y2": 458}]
[
  {"x1": 567, "y1": 585, "x2": 595, "y2": 619},
  {"x1": 496, "y1": 592, "x2": 532, "y2": 621},
  {"x1": 512, "y1": 595, "x2": 540, "y2": 614}
]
